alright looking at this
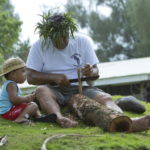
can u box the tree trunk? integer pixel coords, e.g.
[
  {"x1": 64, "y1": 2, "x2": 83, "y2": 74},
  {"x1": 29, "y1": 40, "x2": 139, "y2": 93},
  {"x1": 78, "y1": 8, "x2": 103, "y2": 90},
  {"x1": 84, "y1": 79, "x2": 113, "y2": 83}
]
[{"x1": 68, "y1": 94, "x2": 132, "y2": 132}]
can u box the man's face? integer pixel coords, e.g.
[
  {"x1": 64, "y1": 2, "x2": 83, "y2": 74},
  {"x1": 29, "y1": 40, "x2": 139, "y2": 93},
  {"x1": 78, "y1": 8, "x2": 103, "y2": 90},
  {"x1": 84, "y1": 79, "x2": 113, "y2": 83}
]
[{"x1": 52, "y1": 35, "x2": 69, "y2": 49}]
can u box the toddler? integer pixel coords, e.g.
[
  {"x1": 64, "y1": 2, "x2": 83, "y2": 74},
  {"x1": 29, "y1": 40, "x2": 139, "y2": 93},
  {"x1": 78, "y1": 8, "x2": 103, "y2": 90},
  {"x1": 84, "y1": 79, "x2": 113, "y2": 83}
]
[{"x1": 0, "y1": 57, "x2": 56, "y2": 125}]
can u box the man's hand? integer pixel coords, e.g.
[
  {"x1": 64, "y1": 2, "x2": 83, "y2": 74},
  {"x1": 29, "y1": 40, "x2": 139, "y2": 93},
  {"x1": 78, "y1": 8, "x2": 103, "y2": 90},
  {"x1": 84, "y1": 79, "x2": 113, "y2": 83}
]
[
  {"x1": 81, "y1": 63, "x2": 99, "y2": 80},
  {"x1": 82, "y1": 63, "x2": 93, "y2": 77},
  {"x1": 54, "y1": 74, "x2": 70, "y2": 87}
]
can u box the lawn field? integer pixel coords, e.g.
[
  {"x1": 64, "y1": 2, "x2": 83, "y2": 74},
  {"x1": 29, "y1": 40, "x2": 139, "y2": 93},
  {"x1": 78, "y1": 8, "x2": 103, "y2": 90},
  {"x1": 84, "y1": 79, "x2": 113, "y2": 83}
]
[{"x1": 0, "y1": 96, "x2": 150, "y2": 150}]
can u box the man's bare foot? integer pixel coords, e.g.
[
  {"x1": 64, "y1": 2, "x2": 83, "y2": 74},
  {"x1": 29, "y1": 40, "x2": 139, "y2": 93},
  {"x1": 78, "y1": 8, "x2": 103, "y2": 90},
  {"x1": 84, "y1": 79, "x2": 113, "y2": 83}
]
[
  {"x1": 131, "y1": 115, "x2": 150, "y2": 132},
  {"x1": 59, "y1": 117, "x2": 78, "y2": 128}
]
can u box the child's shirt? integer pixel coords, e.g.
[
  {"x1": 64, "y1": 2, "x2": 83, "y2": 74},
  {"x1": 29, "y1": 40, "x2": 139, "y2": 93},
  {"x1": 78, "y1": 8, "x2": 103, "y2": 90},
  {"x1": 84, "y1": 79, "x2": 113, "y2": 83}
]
[{"x1": 0, "y1": 80, "x2": 22, "y2": 115}]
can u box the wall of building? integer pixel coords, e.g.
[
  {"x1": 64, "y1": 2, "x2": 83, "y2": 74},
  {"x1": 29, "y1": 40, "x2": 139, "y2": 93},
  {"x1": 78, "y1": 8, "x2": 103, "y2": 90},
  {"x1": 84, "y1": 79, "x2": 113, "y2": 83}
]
[{"x1": 96, "y1": 81, "x2": 150, "y2": 102}]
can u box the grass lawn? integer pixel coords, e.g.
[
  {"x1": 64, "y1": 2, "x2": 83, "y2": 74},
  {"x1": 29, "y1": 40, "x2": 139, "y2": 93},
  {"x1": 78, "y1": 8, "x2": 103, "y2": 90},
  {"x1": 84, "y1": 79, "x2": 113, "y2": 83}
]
[{"x1": 0, "y1": 95, "x2": 150, "y2": 150}]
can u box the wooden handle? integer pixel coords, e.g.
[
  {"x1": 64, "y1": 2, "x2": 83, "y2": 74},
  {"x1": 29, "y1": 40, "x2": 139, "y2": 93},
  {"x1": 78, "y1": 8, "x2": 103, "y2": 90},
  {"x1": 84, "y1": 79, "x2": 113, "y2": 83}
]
[{"x1": 78, "y1": 68, "x2": 82, "y2": 95}]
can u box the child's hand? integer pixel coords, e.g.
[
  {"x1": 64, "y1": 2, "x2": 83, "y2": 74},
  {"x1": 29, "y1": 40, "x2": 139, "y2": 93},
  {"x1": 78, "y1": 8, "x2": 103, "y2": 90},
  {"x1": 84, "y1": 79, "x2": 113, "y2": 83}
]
[
  {"x1": 25, "y1": 93, "x2": 35, "y2": 103},
  {"x1": 30, "y1": 93, "x2": 35, "y2": 101}
]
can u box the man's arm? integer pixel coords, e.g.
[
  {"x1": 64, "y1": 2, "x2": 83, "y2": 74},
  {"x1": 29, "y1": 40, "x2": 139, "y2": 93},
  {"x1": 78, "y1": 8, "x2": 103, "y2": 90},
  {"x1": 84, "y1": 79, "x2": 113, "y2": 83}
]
[
  {"x1": 82, "y1": 63, "x2": 99, "y2": 81},
  {"x1": 27, "y1": 68, "x2": 70, "y2": 87}
]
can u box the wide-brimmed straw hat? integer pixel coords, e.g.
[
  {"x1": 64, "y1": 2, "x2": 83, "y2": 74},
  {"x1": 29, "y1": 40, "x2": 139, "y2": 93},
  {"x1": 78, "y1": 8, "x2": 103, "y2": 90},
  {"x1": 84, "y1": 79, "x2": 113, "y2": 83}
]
[{"x1": 0, "y1": 57, "x2": 26, "y2": 77}]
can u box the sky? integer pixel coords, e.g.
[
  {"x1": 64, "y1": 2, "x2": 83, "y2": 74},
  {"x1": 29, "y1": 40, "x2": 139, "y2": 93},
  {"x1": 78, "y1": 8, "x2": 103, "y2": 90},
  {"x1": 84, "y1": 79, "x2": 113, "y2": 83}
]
[{"x1": 11, "y1": 0, "x2": 111, "y2": 45}]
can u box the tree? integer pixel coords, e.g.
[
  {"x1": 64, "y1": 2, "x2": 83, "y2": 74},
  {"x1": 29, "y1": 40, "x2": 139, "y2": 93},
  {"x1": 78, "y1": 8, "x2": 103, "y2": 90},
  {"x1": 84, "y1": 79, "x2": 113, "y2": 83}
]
[
  {"x1": 2, "y1": 0, "x2": 19, "y2": 20},
  {"x1": 0, "y1": 0, "x2": 30, "y2": 86},
  {"x1": 0, "y1": 0, "x2": 22, "y2": 59},
  {"x1": 125, "y1": 0, "x2": 150, "y2": 58},
  {"x1": 65, "y1": 0, "x2": 150, "y2": 62},
  {"x1": 0, "y1": 0, "x2": 31, "y2": 63},
  {"x1": 13, "y1": 38, "x2": 31, "y2": 62}
]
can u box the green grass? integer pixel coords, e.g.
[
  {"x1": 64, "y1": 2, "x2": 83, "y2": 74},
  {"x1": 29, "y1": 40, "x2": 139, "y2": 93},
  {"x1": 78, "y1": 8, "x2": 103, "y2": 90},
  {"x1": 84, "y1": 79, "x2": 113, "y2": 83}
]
[{"x1": 0, "y1": 96, "x2": 150, "y2": 150}]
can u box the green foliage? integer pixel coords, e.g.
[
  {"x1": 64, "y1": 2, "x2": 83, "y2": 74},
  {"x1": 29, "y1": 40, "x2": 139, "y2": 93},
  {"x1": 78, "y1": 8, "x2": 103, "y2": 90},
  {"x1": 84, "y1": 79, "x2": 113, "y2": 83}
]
[
  {"x1": 13, "y1": 38, "x2": 31, "y2": 62},
  {"x1": 34, "y1": 9, "x2": 78, "y2": 51},
  {"x1": 126, "y1": 0, "x2": 150, "y2": 58},
  {"x1": 65, "y1": 0, "x2": 150, "y2": 62},
  {"x1": 0, "y1": 0, "x2": 30, "y2": 64},
  {"x1": 2, "y1": 0, "x2": 19, "y2": 19},
  {"x1": 0, "y1": 0, "x2": 22, "y2": 58},
  {"x1": 0, "y1": 53, "x2": 4, "y2": 71},
  {"x1": 65, "y1": 1, "x2": 88, "y2": 28},
  {"x1": 0, "y1": 0, "x2": 29, "y2": 87},
  {"x1": 1, "y1": 97, "x2": 150, "y2": 150}
]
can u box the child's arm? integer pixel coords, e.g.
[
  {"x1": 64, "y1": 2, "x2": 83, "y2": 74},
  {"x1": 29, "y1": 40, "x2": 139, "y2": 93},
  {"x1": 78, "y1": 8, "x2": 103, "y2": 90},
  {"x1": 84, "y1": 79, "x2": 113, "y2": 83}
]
[{"x1": 7, "y1": 82, "x2": 34, "y2": 105}]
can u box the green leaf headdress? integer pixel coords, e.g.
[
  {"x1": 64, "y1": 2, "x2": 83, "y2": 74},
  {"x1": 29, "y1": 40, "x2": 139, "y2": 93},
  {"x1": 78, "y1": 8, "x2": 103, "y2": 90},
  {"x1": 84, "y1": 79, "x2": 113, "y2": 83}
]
[{"x1": 34, "y1": 11, "x2": 78, "y2": 51}]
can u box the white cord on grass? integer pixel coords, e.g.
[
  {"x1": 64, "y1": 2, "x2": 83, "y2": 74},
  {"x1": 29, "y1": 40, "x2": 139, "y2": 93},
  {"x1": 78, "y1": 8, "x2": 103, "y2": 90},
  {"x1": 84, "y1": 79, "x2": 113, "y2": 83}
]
[{"x1": 41, "y1": 134, "x2": 103, "y2": 150}]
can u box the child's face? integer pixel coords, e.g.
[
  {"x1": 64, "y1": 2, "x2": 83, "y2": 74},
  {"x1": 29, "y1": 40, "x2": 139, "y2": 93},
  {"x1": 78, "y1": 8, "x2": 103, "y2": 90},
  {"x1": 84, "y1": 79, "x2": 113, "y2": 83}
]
[{"x1": 14, "y1": 67, "x2": 26, "y2": 83}]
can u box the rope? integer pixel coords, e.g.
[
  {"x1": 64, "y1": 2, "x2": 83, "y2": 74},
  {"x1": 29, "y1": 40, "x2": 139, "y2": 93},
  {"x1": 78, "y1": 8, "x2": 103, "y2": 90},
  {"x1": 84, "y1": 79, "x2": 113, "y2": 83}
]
[{"x1": 41, "y1": 134, "x2": 104, "y2": 150}]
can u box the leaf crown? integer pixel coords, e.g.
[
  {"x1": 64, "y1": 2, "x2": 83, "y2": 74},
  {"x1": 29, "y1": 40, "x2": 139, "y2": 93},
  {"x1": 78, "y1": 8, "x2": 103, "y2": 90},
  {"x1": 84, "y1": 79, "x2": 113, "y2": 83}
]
[{"x1": 34, "y1": 11, "x2": 78, "y2": 51}]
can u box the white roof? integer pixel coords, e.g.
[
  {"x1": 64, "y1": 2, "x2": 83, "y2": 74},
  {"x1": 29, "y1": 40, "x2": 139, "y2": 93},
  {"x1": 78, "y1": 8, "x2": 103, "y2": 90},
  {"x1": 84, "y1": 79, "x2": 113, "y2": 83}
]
[
  {"x1": 18, "y1": 80, "x2": 36, "y2": 88},
  {"x1": 95, "y1": 57, "x2": 150, "y2": 86},
  {"x1": 18, "y1": 80, "x2": 37, "y2": 94}
]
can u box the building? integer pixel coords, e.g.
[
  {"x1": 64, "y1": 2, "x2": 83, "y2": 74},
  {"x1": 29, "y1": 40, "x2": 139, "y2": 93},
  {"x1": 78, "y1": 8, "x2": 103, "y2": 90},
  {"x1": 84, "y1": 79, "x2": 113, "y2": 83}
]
[
  {"x1": 18, "y1": 81, "x2": 37, "y2": 95},
  {"x1": 95, "y1": 57, "x2": 150, "y2": 102}
]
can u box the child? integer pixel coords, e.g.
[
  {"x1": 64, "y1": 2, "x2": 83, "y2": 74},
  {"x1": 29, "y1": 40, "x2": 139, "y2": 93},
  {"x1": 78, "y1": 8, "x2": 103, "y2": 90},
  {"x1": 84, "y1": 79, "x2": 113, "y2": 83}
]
[{"x1": 0, "y1": 57, "x2": 57, "y2": 125}]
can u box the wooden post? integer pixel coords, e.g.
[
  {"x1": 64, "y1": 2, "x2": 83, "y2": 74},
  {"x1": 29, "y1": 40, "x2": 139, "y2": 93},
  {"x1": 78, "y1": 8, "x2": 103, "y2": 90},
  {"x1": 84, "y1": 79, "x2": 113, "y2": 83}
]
[
  {"x1": 78, "y1": 68, "x2": 82, "y2": 95},
  {"x1": 68, "y1": 94, "x2": 132, "y2": 132}
]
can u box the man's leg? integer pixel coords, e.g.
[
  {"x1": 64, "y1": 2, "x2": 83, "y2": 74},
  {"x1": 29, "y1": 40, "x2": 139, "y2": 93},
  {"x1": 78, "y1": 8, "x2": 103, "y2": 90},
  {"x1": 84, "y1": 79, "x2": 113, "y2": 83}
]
[
  {"x1": 131, "y1": 115, "x2": 150, "y2": 132},
  {"x1": 36, "y1": 86, "x2": 78, "y2": 128},
  {"x1": 92, "y1": 92, "x2": 150, "y2": 132},
  {"x1": 28, "y1": 102, "x2": 41, "y2": 119},
  {"x1": 93, "y1": 92, "x2": 123, "y2": 113}
]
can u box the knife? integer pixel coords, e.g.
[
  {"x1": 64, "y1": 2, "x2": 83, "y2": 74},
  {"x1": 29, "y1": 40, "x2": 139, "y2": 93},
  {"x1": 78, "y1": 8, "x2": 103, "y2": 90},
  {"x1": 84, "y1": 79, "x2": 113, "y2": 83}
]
[
  {"x1": 69, "y1": 75, "x2": 99, "y2": 83},
  {"x1": 50, "y1": 75, "x2": 100, "y2": 85}
]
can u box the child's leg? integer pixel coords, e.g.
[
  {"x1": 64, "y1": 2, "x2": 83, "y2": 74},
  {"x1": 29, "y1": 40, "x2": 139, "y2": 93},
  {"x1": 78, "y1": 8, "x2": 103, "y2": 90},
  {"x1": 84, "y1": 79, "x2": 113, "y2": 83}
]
[
  {"x1": 2, "y1": 102, "x2": 56, "y2": 124},
  {"x1": 15, "y1": 102, "x2": 40, "y2": 123},
  {"x1": 32, "y1": 109, "x2": 42, "y2": 118},
  {"x1": 25, "y1": 102, "x2": 42, "y2": 118}
]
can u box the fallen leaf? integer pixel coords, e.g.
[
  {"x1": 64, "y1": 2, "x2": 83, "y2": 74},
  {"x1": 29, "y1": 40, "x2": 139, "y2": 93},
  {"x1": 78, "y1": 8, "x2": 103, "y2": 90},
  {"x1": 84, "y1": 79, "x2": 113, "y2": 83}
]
[
  {"x1": 86, "y1": 127, "x2": 90, "y2": 129},
  {"x1": 0, "y1": 135, "x2": 6, "y2": 146},
  {"x1": 31, "y1": 123, "x2": 35, "y2": 127}
]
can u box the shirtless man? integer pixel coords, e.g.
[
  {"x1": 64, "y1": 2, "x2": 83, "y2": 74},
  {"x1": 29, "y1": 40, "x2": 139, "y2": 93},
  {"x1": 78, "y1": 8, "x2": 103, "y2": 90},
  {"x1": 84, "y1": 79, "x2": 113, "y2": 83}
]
[{"x1": 26, "y1": 12, "x2": 150, "y2": 132}]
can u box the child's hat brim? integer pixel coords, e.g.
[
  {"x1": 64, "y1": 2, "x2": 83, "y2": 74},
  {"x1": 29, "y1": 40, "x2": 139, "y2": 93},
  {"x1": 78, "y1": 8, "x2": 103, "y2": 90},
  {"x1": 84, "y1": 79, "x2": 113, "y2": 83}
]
[{"x1": 0, "y1": 57, "x2": 26, "y2": 77}]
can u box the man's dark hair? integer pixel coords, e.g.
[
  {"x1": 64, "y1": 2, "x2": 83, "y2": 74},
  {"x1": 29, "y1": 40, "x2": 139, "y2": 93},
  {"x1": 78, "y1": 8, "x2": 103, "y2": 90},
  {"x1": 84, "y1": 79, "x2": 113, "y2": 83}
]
[
  {"x1": 34, "y1": 11, "x2": 78, "y2": 51},
  {"x1": 46, "y1": 13, "x2": 66, "y2": 27}
]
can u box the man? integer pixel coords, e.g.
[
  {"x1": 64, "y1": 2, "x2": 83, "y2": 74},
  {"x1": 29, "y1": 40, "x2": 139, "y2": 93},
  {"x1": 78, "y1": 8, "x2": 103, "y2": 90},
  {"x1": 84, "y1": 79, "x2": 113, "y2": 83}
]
[{"x1": 26, "y1": 12, "x2": 150, "y2": 131}]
